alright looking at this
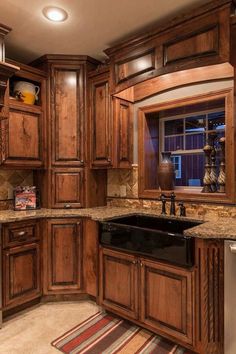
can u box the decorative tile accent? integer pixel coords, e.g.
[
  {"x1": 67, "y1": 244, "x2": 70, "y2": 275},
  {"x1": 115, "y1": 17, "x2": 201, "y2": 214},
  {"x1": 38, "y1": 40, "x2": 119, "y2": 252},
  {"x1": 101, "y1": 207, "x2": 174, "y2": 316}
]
[
  {"x1": 0, "y1": 170, "x2": 34, "y2": 202},
  {"x1": 107, "y1": 165, "x2": 138, "y2": 198},
  {"x1": 107, "y1": 165, "x2": 236, "y2": 221}
]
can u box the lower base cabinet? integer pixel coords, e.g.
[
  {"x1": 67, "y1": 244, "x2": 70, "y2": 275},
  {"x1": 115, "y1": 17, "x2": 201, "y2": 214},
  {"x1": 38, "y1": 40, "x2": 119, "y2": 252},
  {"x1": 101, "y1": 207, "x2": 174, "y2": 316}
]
[
  {"x1": 2, "y1": 220, "x2": 41, "y2": 311},
  {"x1": 99, "y1": 247, "x2": 139, "y2": 320},
  {"x1": 43, "y1": 219, "x2": 83, "y2": 294},
  {"x1": 99, "y1": 247, "x2": 194, "y2": 348},
  {"x1": 139, "y1": 258, "x2": 194, "y2": 346}
]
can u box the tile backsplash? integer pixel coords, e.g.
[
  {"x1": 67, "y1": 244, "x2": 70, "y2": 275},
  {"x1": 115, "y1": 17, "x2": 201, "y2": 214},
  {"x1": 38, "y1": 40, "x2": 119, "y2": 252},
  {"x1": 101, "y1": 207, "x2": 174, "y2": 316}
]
[{"x1": 0, "y1": 170, "x2": 33, "y2": 201}]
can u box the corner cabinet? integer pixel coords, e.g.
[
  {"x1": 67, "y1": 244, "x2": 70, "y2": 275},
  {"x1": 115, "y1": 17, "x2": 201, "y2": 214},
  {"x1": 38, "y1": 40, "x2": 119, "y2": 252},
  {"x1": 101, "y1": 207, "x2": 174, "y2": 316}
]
[
  {"x1": 50, "y1": 64, "x2": 85, "y2": 167},
  {"x1": 43, "y1": 219, "x2": 83, "y2": 294}
]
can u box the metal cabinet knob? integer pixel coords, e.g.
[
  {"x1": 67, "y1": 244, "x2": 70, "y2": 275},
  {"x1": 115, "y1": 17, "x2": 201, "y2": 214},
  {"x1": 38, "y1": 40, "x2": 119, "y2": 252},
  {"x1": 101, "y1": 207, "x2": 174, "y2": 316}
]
[
  {"x1": 229, "y1": 244, "x2": 236, "y2": 253},
  {"x1": 64, "y1": 204, "x2": 71, "y2": 209},
  {"x1": 18, "y1": 231, "x2": 26, "y2": 236}
]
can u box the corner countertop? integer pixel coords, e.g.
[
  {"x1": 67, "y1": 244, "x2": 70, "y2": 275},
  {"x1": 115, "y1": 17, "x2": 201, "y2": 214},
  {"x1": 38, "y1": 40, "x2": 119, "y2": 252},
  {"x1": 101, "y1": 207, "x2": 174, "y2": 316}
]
[{"x1": 0, "y1": 206, "x2": 235, "y2": 240}]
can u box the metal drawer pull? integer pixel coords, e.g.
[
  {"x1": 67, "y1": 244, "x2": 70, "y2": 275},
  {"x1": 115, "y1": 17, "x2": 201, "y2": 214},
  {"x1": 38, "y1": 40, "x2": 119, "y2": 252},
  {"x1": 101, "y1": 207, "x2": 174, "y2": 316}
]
[
  {"x1": 18, "y1": 231, "x2": 26, "y2": 236},
  {"x1": 132, "y1": 260, "x2": 137, "y2": 265},
  {"x1": 229, "y1": 244, "x2": 236, "y2": 253}
]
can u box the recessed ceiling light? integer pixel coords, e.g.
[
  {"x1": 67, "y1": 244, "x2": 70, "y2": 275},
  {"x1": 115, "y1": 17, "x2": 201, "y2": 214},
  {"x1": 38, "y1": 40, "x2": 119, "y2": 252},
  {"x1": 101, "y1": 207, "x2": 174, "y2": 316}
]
[{"x1": 42, "y1": 6, "x2": 68, "y2": 22}]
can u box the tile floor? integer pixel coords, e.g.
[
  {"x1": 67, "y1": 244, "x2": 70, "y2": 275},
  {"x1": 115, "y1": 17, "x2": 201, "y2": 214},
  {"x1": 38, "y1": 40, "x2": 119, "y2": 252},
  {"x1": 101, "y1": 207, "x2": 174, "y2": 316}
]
[{"x1": 0, "y1": 301, "x2": 100, "y2": 354}]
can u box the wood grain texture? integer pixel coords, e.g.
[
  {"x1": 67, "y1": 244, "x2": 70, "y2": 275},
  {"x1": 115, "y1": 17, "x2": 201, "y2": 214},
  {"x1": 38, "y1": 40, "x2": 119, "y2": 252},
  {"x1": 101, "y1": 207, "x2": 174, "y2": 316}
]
[
  {"x1": 51, "y1": 66, "x2": 84, "y2": 166},
  {"x1": 51, "y1": 168, "x2": 84, "y2": 209},
  {"x1": 83, "y1": 219, "x2": 99, "y2": 297},
  {"x1": 3, "y1": 243, "x2": 41, "y2": 310},
  {"x1": 99, "y1": 247, "x2": 139, "y2": 320},
  {"x1": 195, "y1": 238, "x2": 224, "y2": 354},
  {"x1": 89, "y1": 71, "x2": 113, "y2": 168},
  {"x1": 106, "y1": 3, "x2": 231, "y2": 94},
  {"x1": 113, "y1": 98, "x2": 133, "y2": 168},
  {"x1": 44, "y1": 219, "x2": 83, "y2": 294},
  {"x1": 140, "y1": 258, "x2": 194, "y2": 346},
  {"x1": 2, "y1": 220, "x2": 39, "y2": 249}
]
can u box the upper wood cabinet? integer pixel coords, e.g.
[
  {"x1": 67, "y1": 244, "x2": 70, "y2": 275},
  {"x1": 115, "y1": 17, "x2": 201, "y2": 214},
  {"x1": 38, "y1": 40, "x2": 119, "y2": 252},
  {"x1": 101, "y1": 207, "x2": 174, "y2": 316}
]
[
  {"x1": 89, "y1": 69, "x2": 113, "y2": 168},
  {"x1": 105, "y1": 2, "x2": 231, "y2": 94},
  {"x1": 89, "y1": 68, "x2": 134, "y2": 169},
  {"x1": 0, "y1": 61, "x2": 46, "y2": 168},
  {"x1": 32, "y1": 54, "x2": 99, "y2": 167},
  {"x1": 113, "y1": 98, "x2": 133, "y2": 168},
  {"x1": 50, "y1": 64, "x2": 85, "y2": 167}
]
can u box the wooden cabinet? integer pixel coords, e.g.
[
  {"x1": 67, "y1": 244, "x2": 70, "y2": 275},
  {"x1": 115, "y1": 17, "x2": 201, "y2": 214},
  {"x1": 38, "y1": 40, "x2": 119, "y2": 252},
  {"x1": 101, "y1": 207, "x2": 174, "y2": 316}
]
[
  {"x1": 89, "y1": 70, "x2": 113, "y2": 168},
  {"x1": 99, "y1": 248, "x2": 139, "y2": 320},
  {"x1": 139, "y1": 258, "x2": 194, "y2": 345},
  {"x1": 113, "y1": 98, "x2": 133, "y2": 168},
  {"x1": 105, "y1": 2, "x2": 231, "y2": 94},
  {"x1": 2, "y1": 220, "x2": 41, "y2": 310},
  {"x1": 2, "y1": 103, "x2": 43, "y2": 167},
  {"x1": 50, "y1": 64, "x2": 85, "y2": 167},
  {"x1": 51, "y1": 168, "x2": 84, "y2": 208},
  {"x1": 89, "y1": 69, "x2": 134, "y2": 169},
  {"x1": 99, "y1": 247, "x2": 194, "y2": 348},
  {"x1": 3, "y1": 243, "x2": 41, "y2": 309},
  {"x1": 43, "y1": 219, "x2": 83, "y2": 294},
  {"x1": 1, "y1": 61, "x2": 46, "y2": 168}
]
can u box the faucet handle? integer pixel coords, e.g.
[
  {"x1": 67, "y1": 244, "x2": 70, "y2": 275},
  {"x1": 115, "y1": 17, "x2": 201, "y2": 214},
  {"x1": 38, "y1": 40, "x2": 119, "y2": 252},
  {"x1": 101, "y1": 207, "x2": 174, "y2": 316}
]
[{"x1": 178, "y1": 202, "x2": 186, "y2": 217}]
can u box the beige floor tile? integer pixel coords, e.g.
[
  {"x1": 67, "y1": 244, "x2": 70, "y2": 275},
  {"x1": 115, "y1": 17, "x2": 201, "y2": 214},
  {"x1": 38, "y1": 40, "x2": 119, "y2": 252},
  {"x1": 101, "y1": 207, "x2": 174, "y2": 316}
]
[{"x1": 0, "y1": 301, "x2": 100, "y2": 354}]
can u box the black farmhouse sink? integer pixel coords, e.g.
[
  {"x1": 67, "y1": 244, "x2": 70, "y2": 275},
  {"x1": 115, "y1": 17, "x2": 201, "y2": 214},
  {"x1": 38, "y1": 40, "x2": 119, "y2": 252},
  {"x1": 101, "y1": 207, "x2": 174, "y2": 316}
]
[{"x1": 100, "y1": 214, "x2": 202, "y2": 267}]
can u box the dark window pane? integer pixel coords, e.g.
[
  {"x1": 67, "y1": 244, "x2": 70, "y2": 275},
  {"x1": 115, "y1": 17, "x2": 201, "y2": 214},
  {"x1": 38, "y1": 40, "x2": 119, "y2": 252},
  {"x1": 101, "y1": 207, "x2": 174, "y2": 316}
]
[
  {"x1": 208, "y1": 111, "x2": 225, "y2": 131},
  {"x1": 185, "y1": 115, "x2": 205, "y2": 133},
  {"x1": 165, "y1": 119, "x2": 183, "y2": 135},
  {"x1": 185, "y1": 133, "x2": 205, "y2": 150},
  {"x1": 164, "y1": 136, "x2": 183, "y2": 152},
  {"x1": 174, "y1": 153, "x2": 204, "y2": 187}
]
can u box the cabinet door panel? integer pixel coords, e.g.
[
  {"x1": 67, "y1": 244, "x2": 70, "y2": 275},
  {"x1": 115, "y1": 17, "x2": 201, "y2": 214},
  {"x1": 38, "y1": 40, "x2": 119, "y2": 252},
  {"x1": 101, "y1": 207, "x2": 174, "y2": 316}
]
[
  {"x1": 52, "y1": 169, "x2": 84, "y2": 208},
  {"x1": 45, "y1": 219, "x2": 82, "y2": 293},
  {"x1": 3, "y1": 105, "x2": 43, "y2": 167},
  {"x1": 52, "y1": 66, "x2": 84, "y2": 166},
  {"x1": 3, "y1": 243, "x2": 41, "y2": 309},
  {"x1": 114, "y1": 98, "x2": 133, "y2": 168},
  {"x1": 90, "y1": 72, "x2": 112, "y2": 167},
  {"x1": 140, "y1": 259, "x2": 194, "y2": 345},
  {"x1": 99, "y1": 248, "x2": 138, "y2": 320}
]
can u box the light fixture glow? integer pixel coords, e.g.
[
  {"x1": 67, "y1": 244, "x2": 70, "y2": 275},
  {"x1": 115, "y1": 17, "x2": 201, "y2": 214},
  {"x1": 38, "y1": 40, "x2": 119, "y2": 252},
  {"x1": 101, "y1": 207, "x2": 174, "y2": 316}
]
[{"x1": 43, "y1": 6, "x2": 68, "y2": 22}]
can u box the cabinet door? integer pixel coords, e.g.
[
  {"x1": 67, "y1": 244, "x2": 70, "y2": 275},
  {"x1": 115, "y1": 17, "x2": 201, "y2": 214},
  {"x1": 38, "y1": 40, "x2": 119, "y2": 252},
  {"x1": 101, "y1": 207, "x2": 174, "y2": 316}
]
[
  {"x1": 3, "y1": 243, "x2": 41, "y2": 309},
  {"x1": 51, "y1": 65, "x2": 85, "y2": 167},
  {"x1": 45, "y1": 219, "x2": 83, "y2": 294},
  {"x1": 114, "y1": 98, "x2": 133, "y2": 168},
  {"x1": 51, "y1": 168, "x2": 84, "y2": 208},
  {"x1": 89, "y1": 72, "x2": 113, "y2": 168},
  {"x1": 140, "y1": 258, "x2": 194, "y2": 345},
  {"x1": 2, "y1": 104, "x2": 43, "y2": 167},
  {"x1": 99, "y1": 247, "x2": 139, "y2": 320}
]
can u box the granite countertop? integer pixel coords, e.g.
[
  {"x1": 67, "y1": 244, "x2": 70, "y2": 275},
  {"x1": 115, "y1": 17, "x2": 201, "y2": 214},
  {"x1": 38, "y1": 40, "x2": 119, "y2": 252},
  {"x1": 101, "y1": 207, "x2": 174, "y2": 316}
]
[{"x1": 0, "y1": 206, "x2": 235, "y2": 240}]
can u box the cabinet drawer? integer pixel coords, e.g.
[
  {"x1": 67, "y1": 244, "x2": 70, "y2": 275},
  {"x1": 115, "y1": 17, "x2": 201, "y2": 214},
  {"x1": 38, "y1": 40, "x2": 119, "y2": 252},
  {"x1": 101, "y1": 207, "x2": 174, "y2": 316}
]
[{"x1": 3, "y1": 221, "x2": 39, "y2": 248}]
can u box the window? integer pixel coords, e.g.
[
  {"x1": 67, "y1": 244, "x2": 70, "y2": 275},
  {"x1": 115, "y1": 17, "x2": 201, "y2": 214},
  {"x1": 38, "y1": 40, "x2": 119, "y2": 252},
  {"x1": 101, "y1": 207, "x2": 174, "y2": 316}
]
[
  {"x1": 159, "y1": 99, "x2": 225, "y2": 188},
  {"x1": 170, "y1": 155, "x2": 181, "y2": 179}
]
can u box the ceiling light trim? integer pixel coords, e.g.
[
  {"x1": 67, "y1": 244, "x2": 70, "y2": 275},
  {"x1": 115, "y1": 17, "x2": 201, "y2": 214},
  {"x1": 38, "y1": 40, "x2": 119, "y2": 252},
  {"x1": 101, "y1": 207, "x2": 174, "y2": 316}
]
[{"x1": 42, "y1": 6, "x2": 68, "y2": 22}]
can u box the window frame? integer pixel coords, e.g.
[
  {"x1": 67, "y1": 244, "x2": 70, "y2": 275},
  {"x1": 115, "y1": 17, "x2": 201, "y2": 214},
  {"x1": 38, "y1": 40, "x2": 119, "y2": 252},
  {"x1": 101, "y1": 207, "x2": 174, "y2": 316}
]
[{"x1": 138, "y1": 88, "x2": 236, "y2": 204}]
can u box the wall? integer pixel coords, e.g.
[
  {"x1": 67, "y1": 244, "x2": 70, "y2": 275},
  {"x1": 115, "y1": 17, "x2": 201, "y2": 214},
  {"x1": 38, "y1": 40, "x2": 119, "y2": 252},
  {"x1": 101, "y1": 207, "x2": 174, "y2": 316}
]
[
  {"x1": 107, "y1": 79, "x2": 236, "y2": 221},
  {"x1": 0, "y1": 170, "x2": 33, "y2": 209}
]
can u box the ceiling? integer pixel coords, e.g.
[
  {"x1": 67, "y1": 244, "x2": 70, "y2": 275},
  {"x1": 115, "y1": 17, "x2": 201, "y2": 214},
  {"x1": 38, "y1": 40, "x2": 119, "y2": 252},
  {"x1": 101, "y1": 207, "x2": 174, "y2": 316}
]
[{"x1": 1, "y1": 0, "x2": 206, "y2": 64}]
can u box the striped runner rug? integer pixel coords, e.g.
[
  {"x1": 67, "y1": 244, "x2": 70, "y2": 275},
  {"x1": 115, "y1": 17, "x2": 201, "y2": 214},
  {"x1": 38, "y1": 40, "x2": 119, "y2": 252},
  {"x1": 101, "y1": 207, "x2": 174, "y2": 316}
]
[{"x1": 52, "y1": 311, "x2": 191, "y2": 354}]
